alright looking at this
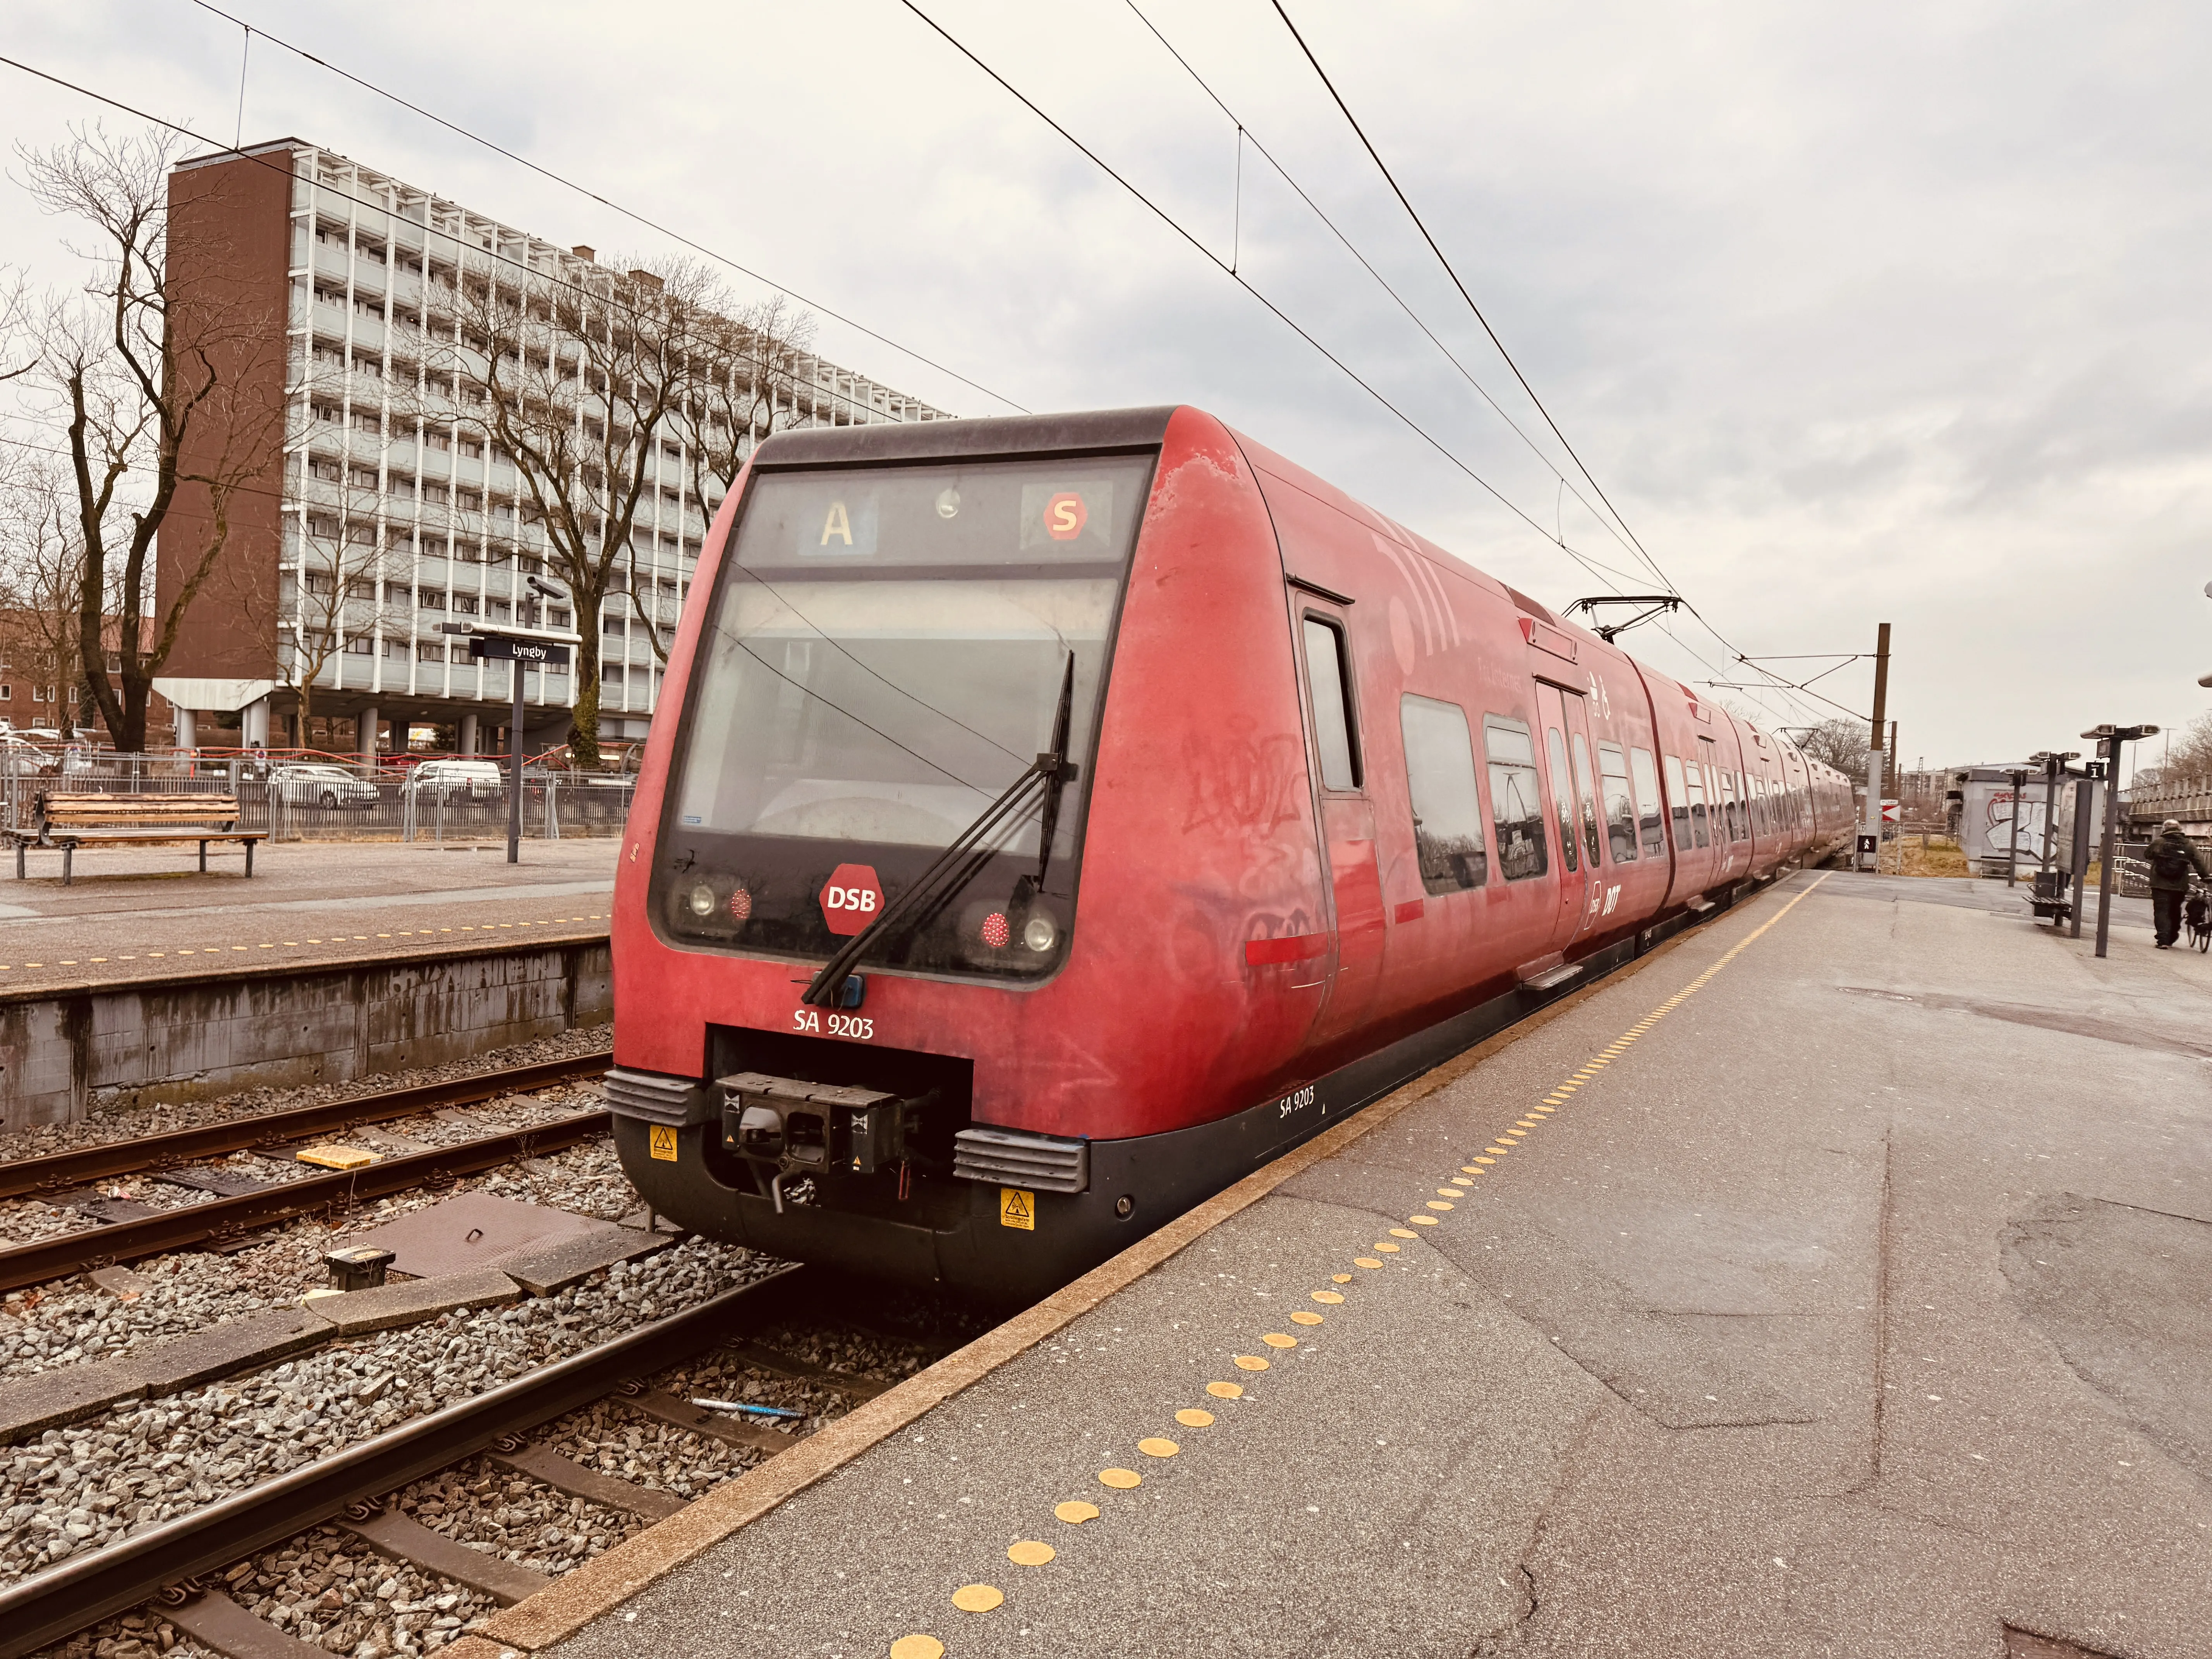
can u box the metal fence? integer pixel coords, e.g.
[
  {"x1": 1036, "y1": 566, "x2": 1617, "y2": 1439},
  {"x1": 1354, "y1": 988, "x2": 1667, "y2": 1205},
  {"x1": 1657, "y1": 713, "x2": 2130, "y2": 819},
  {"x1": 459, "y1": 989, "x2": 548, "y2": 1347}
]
[{"x1": 0, "y1": 760, "x2": 636, "y2": 844}]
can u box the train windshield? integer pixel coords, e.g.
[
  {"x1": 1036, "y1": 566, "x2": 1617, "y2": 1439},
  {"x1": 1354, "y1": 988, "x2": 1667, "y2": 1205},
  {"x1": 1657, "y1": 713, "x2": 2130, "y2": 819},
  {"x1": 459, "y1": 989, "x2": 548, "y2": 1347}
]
[{"x1": 657, "y1": 452, "x2": 1153, "y2": 980}]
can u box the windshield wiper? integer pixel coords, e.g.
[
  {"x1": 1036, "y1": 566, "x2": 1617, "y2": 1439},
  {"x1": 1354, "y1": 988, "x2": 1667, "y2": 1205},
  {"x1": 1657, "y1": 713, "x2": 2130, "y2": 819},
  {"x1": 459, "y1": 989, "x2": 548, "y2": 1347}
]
[{"x1": 802, "y1": 653, "x2": 1080, "y2": 1008}]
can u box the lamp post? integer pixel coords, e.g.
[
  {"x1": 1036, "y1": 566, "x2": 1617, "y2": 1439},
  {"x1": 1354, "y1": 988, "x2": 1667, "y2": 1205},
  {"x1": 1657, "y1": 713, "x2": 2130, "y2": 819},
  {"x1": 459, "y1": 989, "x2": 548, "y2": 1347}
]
[{"x1": 2081, "y1": 723, "x2": 2159, "y2": 959}]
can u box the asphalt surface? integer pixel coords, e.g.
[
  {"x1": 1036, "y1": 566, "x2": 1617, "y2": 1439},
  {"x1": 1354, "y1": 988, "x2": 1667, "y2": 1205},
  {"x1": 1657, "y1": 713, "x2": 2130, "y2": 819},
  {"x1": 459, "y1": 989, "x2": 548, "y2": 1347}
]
[
  {"x1": 545, "y1": 869, "x2": 2212, "y2": 1659},
  {"x1": 0, "y1": 839, "x2": 615, "y2": 993}
]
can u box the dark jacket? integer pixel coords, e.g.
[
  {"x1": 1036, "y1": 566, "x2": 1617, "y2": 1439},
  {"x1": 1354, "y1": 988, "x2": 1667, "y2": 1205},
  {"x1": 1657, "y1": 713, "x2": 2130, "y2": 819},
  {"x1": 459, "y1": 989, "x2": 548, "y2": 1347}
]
[{"x1": 2146, "y1": 829, "x2": 2209, "y2": 892}]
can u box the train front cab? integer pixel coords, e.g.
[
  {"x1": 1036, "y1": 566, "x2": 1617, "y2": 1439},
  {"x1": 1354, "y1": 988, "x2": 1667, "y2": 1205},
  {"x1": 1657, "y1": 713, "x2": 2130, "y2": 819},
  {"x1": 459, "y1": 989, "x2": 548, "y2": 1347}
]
[{"x1": 607, "y1": 407, "x2": 1369, "y2": 1305}]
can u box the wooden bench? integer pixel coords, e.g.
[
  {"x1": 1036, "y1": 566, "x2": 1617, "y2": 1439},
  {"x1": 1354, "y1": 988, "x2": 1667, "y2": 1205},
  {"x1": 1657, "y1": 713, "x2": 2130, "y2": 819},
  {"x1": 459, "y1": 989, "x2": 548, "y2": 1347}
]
[{"x1": 7, "y1": 792, "x2": 266, "y2": 886}]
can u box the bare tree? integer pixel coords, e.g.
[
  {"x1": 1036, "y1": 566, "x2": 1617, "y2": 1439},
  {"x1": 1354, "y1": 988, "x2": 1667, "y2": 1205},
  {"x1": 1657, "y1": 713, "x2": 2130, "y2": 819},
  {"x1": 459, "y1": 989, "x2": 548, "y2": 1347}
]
[
  {"x1": 16, "y1": 125, "x2": 285, "y2": 751},
  {"x1": 224, "y1": 409, "x2": 404, "y2": 734},
  {"x1": 1796, "y1": 717, "x2": 1868, "y2": 776},
  {"x1": 608, "y1": 294, "x2": 817, "y2": 671},
  {"x1": 416, "y1": 253, "x2": 728, "y2": 767},
  {"x1": 2155, "y1": 712, "x2": 2212, "y2": 790},
  {"x1": 0, "y1": 455, "x2": 93, "y2": 734}
]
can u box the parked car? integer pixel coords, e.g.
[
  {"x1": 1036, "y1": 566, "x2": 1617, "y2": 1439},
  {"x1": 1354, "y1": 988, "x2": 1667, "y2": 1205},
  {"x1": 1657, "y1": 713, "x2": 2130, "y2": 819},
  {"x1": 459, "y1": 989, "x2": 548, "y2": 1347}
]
[
  {"x1": 404, "y1": 759, "x2": 505, "y2": 802},
  {"x1": 270, "y1": 762, "x2": 380, "y2": 810},
  {"x1": 0, "y1": 734, "x2": 56, "y2": 776}
]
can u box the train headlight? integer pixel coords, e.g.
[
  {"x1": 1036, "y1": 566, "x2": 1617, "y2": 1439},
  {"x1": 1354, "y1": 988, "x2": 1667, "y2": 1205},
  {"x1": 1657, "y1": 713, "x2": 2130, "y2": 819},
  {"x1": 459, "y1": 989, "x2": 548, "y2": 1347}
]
[
  {"x1": 1022, "y1": 915, "x2": 1057, "y2": 953},
  {"x1": 935, "y1": 487, "x2": 961, "y2": 519},
  {"x1": 687, "y1": 882, "x2": 716, "y2": 917}
]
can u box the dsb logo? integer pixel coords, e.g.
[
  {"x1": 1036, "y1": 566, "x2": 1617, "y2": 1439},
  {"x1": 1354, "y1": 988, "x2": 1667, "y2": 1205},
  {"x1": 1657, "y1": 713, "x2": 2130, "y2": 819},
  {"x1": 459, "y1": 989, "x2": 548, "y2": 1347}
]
[{"x1": 818, "y1": 864, "x2": 884, "y2": 936}]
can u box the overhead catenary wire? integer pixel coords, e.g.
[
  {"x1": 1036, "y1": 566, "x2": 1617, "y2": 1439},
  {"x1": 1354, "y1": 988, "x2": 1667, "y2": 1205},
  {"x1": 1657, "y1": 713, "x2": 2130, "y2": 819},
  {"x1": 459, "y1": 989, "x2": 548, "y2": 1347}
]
[
  {"x1": 0, "y1": 52, "x2": 935, "y2": 438},
  {"x1": 1123, "y1": 2, "x2": 1655, "y2": 576},
  {"x1": 1262, "y1": 2, "x2": 1835, "y2": 722},
  {"x1": 180, "y1": 0, "x2": 1027, "y2": 416},
  {"x1": 0, "y1": 36, "x2": 1834, "y2": 735},
  {"x1": 890, "y1": 0, "x2": 1649, "y2": 603},
  {"x1": 894, "y1": 3, "x2": 1829, "y2": 733}
]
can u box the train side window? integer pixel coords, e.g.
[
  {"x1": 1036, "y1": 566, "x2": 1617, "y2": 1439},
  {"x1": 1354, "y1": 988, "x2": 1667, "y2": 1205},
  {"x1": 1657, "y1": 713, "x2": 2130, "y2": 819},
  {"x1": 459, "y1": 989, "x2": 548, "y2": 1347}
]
[
  {"x1": 1570, "y1": 732, "x2": 1604, "y2": 868},
  {"x1": 1662, "y1": 754, "x2": 1689, "y2": 846},
  {"x1": 1719, "y1": 769, "x2": 1741, "y2": 842},
  {"x1": 1597, "y1": 741, "x2": 1638, "y2": 863},
  {"x1": 1484, "y1": 716, "x2": 1549, "y2": 881},
  {"x1": 1301, "y1": 615, "x2": 1361, "y2": 791},
  {"x1": 1544, "y1": 725, "x2": 1579, "y2": 872},
  {"x1": 1630, "y1": 747, "x2": 1665, "y2": 858},
  {"x1": 1400, "y1": 695, "x2": 1488, "y2": 893},
  {"x1": 1684, "y1": 758, "x2": 1710, "y2": 847}
]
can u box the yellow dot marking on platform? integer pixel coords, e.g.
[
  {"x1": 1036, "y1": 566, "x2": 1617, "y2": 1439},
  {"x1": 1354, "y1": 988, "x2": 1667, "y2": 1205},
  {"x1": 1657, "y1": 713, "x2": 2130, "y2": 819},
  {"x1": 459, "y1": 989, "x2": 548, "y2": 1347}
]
[
  {"x1": 1207, "y1": 1381, "x2": 1245, "y2": 1398},
  {"x1": 1056, "y1": 1501, "x2": 1100, "y2": 1523},
  {"x1": 1516, "y1": 1120, "x2": 1542, "y2": 1128},
  {"x1": 1427, "y1": 1201, "x2": 1454, "y2": 1212},
  {"x1": 1450, "y1": 1178, "x2": 1473, "y2": 1187},
  {"x1": 1312, "y1": 1290, "x2": 1344, "y2": 1304},
  {"x1": 1436, "y1": 1188, "x2": 1461, "y2": 1199},
  {"x1": 1176, "y1": 1408, "x2": 1215, "y2": 1428},
  {"x1": 1472, "y1": 1156, "x2": 1496, "y2": 1165},
  {"x1": 1233, "y1": 1355, "x2": 1270, "y2": 1371},
  {"x1": 891, "y1": 1637, "x2": 945, "y2": 1659},
  {"x1": 1374, "y1": 1241, "x2": 1402, "y2": 1252},
  {"x1": 1098, "y1": 1467, "x2": 1143, "y2": 1488},
  {"x1": 1261, "y1": 1333, "x2": 1298, "y2": 1349},
  {"x1": 1290, "y1": 1309, "x2": 1324, "y2": 1326},
  {"x1": 1007, "y1": 1540, "x2": 1056, "y2": 1566},
  {"x1": 1486, "y1": 1146, "x2": 1512, "y2": 1156},
  {"x1": 1332, "y1": 1272, "x2": 1353, "y2": 1283},
  {"x1": 1138, "y1": 1437, "x2": 1180, "y2": 1458},
  {"x1": 951, "y1": 1583, "x2": 1004, "y2": 1613},
  {"x1": 1355, "y1": 1257, "x2": 1384, "y2": 1269},
  {"x1": 1409, "y1": 1215, "x2": 1439, "y2": 1226}
]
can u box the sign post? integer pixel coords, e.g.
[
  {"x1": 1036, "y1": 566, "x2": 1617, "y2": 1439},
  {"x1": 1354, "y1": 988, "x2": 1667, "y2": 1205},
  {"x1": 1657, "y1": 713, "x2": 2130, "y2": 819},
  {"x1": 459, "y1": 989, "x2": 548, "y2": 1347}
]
[
  {"x1": 1861, "y1": 623, "x2": 1892, "y2": 872},
  {"x1": 2081, "y1": 723, "x2": 2159, "y2": 959},
  {"x1": 441, "y1": 617, "x2": 576, "y2": 866}
]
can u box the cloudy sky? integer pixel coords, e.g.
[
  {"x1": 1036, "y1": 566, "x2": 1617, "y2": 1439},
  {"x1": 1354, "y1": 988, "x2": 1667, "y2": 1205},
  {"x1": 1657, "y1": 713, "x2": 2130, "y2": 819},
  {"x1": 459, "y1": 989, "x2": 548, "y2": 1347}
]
[{"x1": 4, "y1": 0, "x2": 2207, "y2": 775}]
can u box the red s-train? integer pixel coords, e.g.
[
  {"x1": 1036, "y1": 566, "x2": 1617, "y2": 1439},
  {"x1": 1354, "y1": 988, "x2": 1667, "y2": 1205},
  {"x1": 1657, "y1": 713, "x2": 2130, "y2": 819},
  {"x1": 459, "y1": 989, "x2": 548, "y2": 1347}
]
[{"x1": 606, "y1": 406, "x2": 1853, "y2": 1303}]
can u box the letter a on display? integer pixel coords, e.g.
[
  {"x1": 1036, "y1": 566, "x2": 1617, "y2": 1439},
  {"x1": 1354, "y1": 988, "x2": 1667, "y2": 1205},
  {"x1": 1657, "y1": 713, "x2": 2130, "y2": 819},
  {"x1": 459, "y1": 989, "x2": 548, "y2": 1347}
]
[{"x1": 821, "y1": 501, "x2": 853, "y2": 545}]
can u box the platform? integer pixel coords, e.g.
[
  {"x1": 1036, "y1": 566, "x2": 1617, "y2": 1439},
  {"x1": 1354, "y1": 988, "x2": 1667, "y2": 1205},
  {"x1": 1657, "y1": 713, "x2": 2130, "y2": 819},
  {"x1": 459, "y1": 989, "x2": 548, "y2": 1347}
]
[
  {"x1": 471, "y1": 867, "x2": 2209, "y2": 1659},
  {"x1": 0, "y1": 839, "x2": 614, "y2": 993}
]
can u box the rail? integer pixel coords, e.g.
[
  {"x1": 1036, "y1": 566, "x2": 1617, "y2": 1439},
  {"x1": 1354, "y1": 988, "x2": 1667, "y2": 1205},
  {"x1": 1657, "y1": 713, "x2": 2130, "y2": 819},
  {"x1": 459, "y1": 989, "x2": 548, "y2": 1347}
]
[
  {"x1": 0, "y1": 1265, "x2": 809, "y2": 1658},
  {"x1": 0, "y1": 1054, "x2": 608, "y2": 1201},
  {"x1": 0, "y1": 1110, "x2": 608, "y2": 1293}
]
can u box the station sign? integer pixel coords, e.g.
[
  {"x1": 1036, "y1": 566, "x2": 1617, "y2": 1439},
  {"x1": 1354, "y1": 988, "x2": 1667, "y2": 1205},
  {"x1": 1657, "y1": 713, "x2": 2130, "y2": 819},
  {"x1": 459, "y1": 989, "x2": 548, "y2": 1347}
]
[{"x1": 468, "y1": 634, "x2": 571, "y2": 667}]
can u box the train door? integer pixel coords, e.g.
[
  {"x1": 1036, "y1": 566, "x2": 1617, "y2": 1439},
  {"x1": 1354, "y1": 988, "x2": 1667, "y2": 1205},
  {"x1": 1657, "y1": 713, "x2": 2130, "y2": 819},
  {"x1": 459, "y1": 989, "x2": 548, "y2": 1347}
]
[
  {"x1": 1535, "y1": 682, "x2": 1604, "y2": 950},
  {"x1": 1293, "y1": 604, "x2": 1387, "y2": 1044}
]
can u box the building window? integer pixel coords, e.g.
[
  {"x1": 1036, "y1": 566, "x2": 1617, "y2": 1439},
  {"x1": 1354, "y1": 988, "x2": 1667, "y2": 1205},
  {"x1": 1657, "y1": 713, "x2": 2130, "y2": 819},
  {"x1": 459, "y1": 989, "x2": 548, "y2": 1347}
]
[
  {"x1": 345, "y1": 637, "x2": 373, "y2": 656},
  {"x1": 418, "y1": 590, "x2": 446, "y2": 610},
  {"x1": 417, "y1": 642, "x2": 445, "y2": 662},
  {"x1": 454, "y1": 594, "x2": 479, "y2": 615}
]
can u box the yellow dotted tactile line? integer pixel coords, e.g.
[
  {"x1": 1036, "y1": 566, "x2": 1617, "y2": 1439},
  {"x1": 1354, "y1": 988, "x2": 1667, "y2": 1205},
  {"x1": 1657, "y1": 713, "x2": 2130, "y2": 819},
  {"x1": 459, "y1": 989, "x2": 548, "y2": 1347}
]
[
  {"x1": 1447, "y1": 873, "x2": 1832, "y2": 1193},
  {"x1": 891, "y1": 1264, "x2": 1377, "y2": 1654},
  {"x1": 0, "y1": 914, "x2": 610, "y2": 974}
]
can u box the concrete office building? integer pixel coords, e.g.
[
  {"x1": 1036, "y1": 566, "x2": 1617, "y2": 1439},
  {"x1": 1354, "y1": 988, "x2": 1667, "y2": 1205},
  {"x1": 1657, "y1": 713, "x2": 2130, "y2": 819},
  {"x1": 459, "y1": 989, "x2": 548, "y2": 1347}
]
[{"x1": 155, "y1": 139, "x2": 945, "y2": 758}]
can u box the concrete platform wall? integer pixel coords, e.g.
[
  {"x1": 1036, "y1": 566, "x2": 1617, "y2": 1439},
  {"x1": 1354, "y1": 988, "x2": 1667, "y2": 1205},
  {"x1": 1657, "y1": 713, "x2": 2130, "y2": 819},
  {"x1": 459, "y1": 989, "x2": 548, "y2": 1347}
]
[{"x1": 0, "y1": 940, "x2": 611, "y2": 1127}]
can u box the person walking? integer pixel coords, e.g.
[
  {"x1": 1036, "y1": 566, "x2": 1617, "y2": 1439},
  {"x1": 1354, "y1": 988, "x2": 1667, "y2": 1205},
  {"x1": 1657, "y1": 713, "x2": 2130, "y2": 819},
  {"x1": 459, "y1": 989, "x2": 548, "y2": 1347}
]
[{"x1": 2146, "y1": 818, "x2": 2208, "y2": 948}]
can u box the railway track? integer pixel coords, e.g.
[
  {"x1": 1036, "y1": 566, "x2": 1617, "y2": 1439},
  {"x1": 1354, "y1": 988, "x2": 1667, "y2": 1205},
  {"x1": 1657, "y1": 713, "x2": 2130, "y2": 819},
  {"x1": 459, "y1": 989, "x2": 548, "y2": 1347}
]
[
  {"x1": 0, "y1": 1056, "x2": 612, "y2": 1295},
  {"x1": 0, "y1": 1267, "x2": 855, "y2": 1659},
  {"x1": 0, "y1": 1056, "x2": 955, "y2": 1659}
]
